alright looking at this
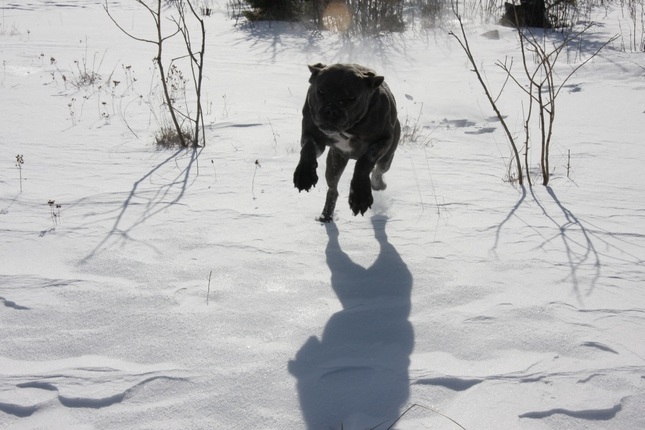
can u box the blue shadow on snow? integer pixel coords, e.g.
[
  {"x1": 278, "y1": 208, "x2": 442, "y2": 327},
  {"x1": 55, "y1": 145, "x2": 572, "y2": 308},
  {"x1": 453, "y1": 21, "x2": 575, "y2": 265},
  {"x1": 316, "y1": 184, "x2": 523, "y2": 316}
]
[{"x1": 289, "y1": 216, "x2": 414, "y2": 429}]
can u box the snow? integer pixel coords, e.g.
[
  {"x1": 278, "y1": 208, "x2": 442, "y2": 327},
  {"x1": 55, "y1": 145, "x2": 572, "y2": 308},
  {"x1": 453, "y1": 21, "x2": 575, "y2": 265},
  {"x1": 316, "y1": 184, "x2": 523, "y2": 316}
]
[{"x1": 1, "y1": 1, "x2": 644, "y2": 429}]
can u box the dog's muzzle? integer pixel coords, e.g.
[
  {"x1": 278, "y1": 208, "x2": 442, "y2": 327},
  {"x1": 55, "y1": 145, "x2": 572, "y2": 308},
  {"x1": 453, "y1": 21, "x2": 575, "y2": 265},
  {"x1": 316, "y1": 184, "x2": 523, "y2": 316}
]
[{"x1": 316, "y1": 105, "x2": 350, "y2": 134}]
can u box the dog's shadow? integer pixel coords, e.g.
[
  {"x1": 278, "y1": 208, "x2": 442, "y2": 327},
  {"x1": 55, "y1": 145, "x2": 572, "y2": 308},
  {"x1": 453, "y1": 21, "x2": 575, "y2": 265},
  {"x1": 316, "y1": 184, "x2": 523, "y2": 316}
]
[{"x1": 289, "y1": 216, "x2": 414, "y2": 429}]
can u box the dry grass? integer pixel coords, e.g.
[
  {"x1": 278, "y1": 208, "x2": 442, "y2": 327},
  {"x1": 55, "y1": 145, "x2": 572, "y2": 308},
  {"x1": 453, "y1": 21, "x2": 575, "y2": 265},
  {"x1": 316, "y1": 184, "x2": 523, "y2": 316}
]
[{"x1": 154, "y1": 126, "x2": 194, "y2": 149}]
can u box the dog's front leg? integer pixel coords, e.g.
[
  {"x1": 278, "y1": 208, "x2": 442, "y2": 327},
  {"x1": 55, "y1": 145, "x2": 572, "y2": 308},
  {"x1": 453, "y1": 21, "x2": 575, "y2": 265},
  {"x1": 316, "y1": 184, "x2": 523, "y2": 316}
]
[
  {"x1": 294, "y1": 108, "x2": 327, "y2": 192},
  {"x1": 349, "y1": 140, "x2": 393, "y2": 216},
  {"x1": 349, "y1": 167, "x2": 373, "y2": 216},
  {"x1": 319, "y1": 149, "x2": 349, "y2": 222},
  {"x1": 294, "y1": 133, "x2": 326, "y2": 192}
]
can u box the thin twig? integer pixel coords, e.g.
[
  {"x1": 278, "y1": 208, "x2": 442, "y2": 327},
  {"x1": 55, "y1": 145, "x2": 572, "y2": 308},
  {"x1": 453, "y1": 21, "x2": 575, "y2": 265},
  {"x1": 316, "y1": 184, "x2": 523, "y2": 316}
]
[
  {"x1": 206, "y1": 270, "x2": 212, "y2": 305},
  {"x1": 252, "y1": 160, "x2": 261, "y2": 199}
]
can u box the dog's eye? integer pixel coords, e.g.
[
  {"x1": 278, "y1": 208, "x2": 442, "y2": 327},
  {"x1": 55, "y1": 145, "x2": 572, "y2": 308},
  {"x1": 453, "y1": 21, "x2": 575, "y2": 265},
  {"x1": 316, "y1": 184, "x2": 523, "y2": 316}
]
[{"x1": 317, "y1": 89, "x2": 325, "y2": 96}]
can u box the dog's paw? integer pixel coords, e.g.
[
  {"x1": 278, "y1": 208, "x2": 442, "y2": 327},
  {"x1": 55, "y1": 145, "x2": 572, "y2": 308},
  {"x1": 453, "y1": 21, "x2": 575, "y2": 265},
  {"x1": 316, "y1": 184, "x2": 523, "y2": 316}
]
[
  {"x1": 293, "y1": 161, "x2": 318, "y2": 192},
  {"x1": 317, "y1": 214, "x2": 334, "y2": 223},
  {"x1": 349, "y1": 176, "x2": 373, "y2": 216}
]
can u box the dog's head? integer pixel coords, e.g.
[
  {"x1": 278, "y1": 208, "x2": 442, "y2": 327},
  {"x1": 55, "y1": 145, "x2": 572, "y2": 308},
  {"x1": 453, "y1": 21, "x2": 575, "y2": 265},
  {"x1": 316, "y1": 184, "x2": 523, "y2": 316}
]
[{"x1": 306, "y1": 63, "x2": 384, "y2": 135}]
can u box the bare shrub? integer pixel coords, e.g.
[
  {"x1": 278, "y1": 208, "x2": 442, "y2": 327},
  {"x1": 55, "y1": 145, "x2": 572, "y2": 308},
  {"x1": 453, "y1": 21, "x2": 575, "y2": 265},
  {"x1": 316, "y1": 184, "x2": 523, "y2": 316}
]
[
  {"x1": 451, "y1": 3, "x2": 617, "y2": 186},
  {"x1": 105, "y1": 0, "x2": 207, "y2": 147}
]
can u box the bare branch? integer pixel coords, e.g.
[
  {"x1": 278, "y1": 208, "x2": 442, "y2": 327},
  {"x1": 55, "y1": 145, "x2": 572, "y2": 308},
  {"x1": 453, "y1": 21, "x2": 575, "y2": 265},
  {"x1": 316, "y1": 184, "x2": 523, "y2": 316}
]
[
  {"x1": 554, "y1": 34, "x2": 618, "y2": 100},
  {"x1": 104, "y1": 2, "x2": 157, "y2": 44},
  {"x1": 450, "y1": 9, "x2": 524, "y2": 185},
  {"x1": 494, "y1": 57, "x2": 515, "y2": 103}
]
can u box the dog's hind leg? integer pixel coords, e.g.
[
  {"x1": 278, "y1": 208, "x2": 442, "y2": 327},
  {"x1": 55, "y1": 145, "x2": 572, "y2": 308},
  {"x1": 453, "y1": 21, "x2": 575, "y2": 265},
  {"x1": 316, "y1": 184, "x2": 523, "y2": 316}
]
[
  {"x1": 370, "y1": 167, "x2": 387, "y2": 191},
  {"x1": 319, "y1": 149, "x2": 349, "y2": 222},
  {"x1": 371, "y1": 121, "x2": 401, "y2": 191}
]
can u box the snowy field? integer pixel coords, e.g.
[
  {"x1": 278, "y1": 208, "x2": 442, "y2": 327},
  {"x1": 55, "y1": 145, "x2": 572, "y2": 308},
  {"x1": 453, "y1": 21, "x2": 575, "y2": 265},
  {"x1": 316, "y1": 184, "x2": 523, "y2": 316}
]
[{"x1": 1, "y1": 1, "x2": 644, "y2": 429}]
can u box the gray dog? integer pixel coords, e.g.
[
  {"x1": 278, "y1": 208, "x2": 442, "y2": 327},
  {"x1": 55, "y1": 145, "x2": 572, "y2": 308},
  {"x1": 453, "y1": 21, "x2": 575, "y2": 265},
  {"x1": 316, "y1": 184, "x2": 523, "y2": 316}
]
[{"x1": 293, "y1": 63, "x2": 401, "y2": 222}]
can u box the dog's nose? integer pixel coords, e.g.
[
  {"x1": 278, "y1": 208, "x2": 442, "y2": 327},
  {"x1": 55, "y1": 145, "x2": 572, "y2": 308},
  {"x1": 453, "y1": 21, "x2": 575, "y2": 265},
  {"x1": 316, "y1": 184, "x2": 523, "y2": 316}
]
[{"x1": 323, "y1": 105, "x2": 341, "y2": 121}]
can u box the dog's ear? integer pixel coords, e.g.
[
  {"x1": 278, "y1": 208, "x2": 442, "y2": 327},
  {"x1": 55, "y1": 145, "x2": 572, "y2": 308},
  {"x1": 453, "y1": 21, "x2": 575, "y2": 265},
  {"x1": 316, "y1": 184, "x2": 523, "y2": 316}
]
[
  {"x1": 363, "y1": 72, "x2": 384, "y2": 89},
  {"x1": 308, "y1": 63, "x2": 326, "y2": 83}
]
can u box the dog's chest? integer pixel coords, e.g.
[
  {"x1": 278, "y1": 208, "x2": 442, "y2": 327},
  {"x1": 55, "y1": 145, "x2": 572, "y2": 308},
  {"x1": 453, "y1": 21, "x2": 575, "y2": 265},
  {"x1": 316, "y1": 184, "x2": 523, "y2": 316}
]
[{"x1": 329, "y1": 132, "x2": 355, "y2": 154}]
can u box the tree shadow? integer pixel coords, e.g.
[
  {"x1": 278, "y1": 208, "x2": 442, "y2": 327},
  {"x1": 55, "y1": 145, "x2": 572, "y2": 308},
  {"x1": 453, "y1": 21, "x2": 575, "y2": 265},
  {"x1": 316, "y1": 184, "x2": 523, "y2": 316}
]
[
  {"x1": 491, "y1": 185, "x2": 606, "y2": 302},
  {"x1": 535, "y1": 186, "x2": 601, "y2": 300},
  {"x1": 492, "y1": 185, "x2": 527, "y2": 257},
  {"x1": 231, "y1": 19, "x2": 411, "y2": 68},
  {"x1": 519, "y1": 25, "x2": 618, "y2": 60},
  {"x1": 289, "y1": 216, "x2": 414, "y2": 429},
  {"x1": 81, "y1": 146, "x2": 202, "y2": 262}
]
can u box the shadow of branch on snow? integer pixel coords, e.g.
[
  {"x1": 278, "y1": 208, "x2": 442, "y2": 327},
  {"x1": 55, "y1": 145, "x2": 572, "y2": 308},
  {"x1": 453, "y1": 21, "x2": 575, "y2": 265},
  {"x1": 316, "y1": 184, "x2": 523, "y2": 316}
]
[
  {"x1": 536, "y1": 186, "x2": 601, "y2": 300},
  {"x1": 0, "y1": 194, "x2": 21, "y2": 215},
  {"x1": 492, "y1": 185, "x2": 603, "y2": 300},
  {"x1": 492, "y1": 185, "x2": 527, "y2": 253},
  {"x1": 289, "y1": 216, "x2": 414, "y2": 430},
  {"x1": 81, "y1": 147, "x2": 202, "y2": 263}
]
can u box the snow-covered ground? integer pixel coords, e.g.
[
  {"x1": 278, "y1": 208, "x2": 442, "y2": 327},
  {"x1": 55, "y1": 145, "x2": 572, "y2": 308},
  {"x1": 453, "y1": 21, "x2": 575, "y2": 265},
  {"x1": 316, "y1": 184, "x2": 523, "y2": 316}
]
[{"x1": 1, "y1": 1, "x2": 644, "y2": 429}]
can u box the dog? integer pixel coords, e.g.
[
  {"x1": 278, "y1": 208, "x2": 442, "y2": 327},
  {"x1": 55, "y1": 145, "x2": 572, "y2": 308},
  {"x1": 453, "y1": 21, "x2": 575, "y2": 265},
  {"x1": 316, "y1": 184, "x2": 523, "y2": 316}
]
[{"x1": 293, "y1": 63, "x2": 401, "y2": 222}]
